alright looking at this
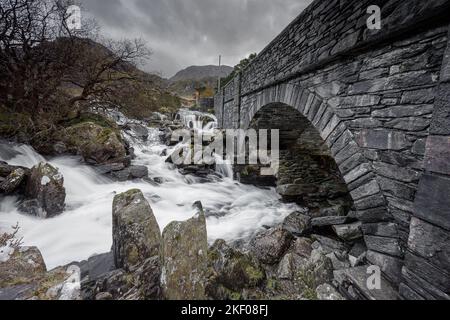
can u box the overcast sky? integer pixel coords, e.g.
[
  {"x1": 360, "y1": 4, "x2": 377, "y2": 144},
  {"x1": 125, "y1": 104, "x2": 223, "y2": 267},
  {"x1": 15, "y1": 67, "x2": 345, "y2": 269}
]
[{"x1": 79, "y1": 0, "x2": 313, "y2": 78}]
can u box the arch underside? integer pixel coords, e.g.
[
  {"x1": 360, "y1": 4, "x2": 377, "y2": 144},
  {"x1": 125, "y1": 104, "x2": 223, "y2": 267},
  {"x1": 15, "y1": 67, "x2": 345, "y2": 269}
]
[
  {"x1": 243, "y1": 84, "x2": 390, "y2": 226},
  {"x1": 249, "y1": 102, "x2": 354, "y2": 216}
]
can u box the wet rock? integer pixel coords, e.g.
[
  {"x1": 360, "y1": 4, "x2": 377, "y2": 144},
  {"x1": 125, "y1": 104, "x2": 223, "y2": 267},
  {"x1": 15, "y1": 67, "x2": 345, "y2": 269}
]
[
  {"x1": 276, "y1": 184, "x2": 319, "y2": 197},
  {"x1": 163, "y1": 129, "x2": 181, "y2": 147},
  {"x1": 162, "y1": 204, "x2": 208, "y2": 300},
  {"x1": 290, "y1": 238, "x2": 313, "y2": 259},
  {"x1": 18, "y1": 199, "x2": 43, "y2": 217},
  {"x1": 365, "y1": 235, "x2": 402, "y2": 257},
  {"x1": 316, "y1": 205, "x2": 347, "y2": 217},
  {"x1": 282, "y1": 211, "x2": 312, "y2": 236},
  {"x1": 277, "y1": 253, "x2": 296, "y2": 280},
  {"x1": 160, "y1": 149, "x2": 168, "y2": 157},
  {"x1": 81, "y1": 269, "x2": 131, "y2": 300},
  {"x1": 348, "y1": 242, "x2": 367, "y2": 267},
  {"x1": 0, "y1": 284, "x2": 38, "y2": 300},
  {"x1": 64, "y1": 122, "x2": 127, "y2": 165},
  {"x1": 289, "y1": 249, "x2": 334, "y2": 300},
  {"x1": 206, "y1": 240, "x2": 265, "y2": 298},
  {"x1": 326, "y1": 252, "x2": 351, "y2": 270},
  {"x1": 153, "y1": 177, "x2": 165, "y2": 184},
  {"x1": 110, "y1": 165, "x2": 149, "y2": 181},
  {"x1": 95, "y1": 162, "x2": 126, "y2": 175},
  {"x1": 124, "y1": 123, "x2": 149, "y2": 141},
  {"x1": 25, "y1": 163, "x2": 66, "y2": 218},
  {"x1": 316, "y1": 284, "x2": 345, "y2": 300},
  {"x1": 334, "y1": 266, "x2": 399, "y2": 300},
  {"x1": 124, "y1": 256, "x2": 162, "y2": 300},
  {"x1": 45, "y1": 265, "x2": 81, "y2": 300},
  {"x1": 234, "y1": 164, "x2": 277, "y2": 187},
  {"x1": 333, "y1": 222, "x2": 363, "y2": 241},
  {"x1": 112, "y1": 189, "x2": 162, "y2": 271},
  {"x1": 305, "y1": 249, "x2": 334, "y2": 286},
  {"x1": 311, "y1": 235, "x2": 350, "y2": 256},
  {"x1": 80, "y1": 252, "x2": 116, "y2": 282},
  {"x1": 312, "y1": 216, "x2": 348, "y2": 227},
  {"x1": 0, "y1": 259, "x2": 80, "y2": 301},
  {"x1": 274, "y1": 238, "x2": 313, "y2": 281},
  {"x1": 249, "y1": 226, "x2": 294, "y2": 265},
  {"x1": 0, "y1": 168, "x2": 28, "y2": 194},
  {"x1": 0, "y1": 161, "x2": 15, "y2": 177}
]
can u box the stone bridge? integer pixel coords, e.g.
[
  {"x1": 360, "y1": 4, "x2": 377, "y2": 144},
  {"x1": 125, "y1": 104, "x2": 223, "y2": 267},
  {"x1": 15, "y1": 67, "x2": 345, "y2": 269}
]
[{"x1": 215, "y1": 0, "x2": 450, "y2": 299}]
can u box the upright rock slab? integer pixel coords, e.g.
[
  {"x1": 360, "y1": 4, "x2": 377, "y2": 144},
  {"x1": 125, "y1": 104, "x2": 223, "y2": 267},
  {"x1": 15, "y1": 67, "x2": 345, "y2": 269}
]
[
  {"x1": 25, "y1": 163, "x2": 66, "y2": 218},
  {"x1": 112, "y1": 189, "x2": 162, "y2": 271},
  {"x1": 162, "y1": 205, "x2": 208, "y2": 300}
]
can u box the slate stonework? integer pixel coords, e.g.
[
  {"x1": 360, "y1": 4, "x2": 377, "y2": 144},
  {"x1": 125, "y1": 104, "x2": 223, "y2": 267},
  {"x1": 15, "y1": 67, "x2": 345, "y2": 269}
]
[{"x1": 215, "y1": 0, "x2": 450, "y2": 299}]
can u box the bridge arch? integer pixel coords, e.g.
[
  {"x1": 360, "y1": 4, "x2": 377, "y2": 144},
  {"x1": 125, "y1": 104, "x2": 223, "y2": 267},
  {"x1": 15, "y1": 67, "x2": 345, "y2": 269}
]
[{"x1": 243, "y1": 84, "x2": 390, "y2": 225}]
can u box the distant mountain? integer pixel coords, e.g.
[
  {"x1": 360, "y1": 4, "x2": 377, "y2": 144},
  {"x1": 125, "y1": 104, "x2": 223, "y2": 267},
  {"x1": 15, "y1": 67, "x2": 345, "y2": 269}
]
[
  {"x1": 168, "y1": 65, "x2": 233, "y2": 98},
  {"x1": 170, "y1": 65, "x2": 233, "y2": 83}
]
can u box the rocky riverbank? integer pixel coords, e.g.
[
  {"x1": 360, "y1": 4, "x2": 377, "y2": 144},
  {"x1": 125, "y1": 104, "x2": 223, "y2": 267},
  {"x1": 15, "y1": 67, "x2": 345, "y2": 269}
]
[
  {"x1": 0, "y1": 183, "x2": 397, "y2": 300},
  {"x1": 0, "y1": 109, "x2": 398, "y2": 300}
]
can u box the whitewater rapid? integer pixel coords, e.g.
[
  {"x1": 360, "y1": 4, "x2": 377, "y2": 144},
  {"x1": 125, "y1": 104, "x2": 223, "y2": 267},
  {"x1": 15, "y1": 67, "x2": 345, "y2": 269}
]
[{"x1": 0, "y1": 112, "x2": 299, "y2": 269}]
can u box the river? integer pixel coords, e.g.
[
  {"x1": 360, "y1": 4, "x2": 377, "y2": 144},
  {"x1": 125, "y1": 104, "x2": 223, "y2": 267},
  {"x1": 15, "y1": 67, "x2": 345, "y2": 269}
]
[{"x1": 0, "y1": 110, "x2": 299, "y2": 269}]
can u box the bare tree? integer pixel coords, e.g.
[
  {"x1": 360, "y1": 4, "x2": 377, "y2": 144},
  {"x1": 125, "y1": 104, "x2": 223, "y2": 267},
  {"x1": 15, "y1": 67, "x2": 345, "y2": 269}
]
[
  {"x1": 0, "y1": 0, "x2": 79, "y2": 115},
  {"x1": 66, "y1": 37, "x2": 152, "y2": 106},
  {"x1": 0, "y1": 0, "x2": 151, "y2": 134}
]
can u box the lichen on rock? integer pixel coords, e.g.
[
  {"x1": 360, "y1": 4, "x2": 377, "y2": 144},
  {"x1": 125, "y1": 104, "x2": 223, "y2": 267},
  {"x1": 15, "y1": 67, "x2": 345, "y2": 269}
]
[
  {"x1": 161, "y1": 203, "x2": 208, "y2": 300},
  {"x1": 112, "y1": 189, "x2": 162, "y2": 271},
  {"x1": 24, "y1": 162, "x2": 66, "y2": 218}
]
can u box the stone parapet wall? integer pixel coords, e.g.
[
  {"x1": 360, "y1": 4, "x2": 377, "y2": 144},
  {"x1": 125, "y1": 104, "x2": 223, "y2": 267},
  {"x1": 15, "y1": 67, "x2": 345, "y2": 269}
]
[{"x1": 239, "y1": 0, "x2": 450, "y2": 95}]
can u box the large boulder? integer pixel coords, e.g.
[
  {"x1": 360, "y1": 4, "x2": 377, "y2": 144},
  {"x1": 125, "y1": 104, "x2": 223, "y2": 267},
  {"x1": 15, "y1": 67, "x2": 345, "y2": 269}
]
[
  {"x1": 112, "y1": 189, "x2": 162, "y2": 271},
  {"x1": 63, "y1": 122, "x2": 127, "y2": 165},
  {"x1": 206, "y1": 240, "x2": 265, "y2": 299},
  {"x1": 0, "y1": 257, "x2": 82, "y2": 301},
  {"x1": 124, "y1": 123, "x2": 149, "y2": 141},
  {"x1": 24, "y1": 163, "x2": 66, "y2": 218},
  {"x1": 162, "y1": 203, "x2": 208, "y2": 300},
  {"x1": 282, "y1": 211, "x2": 312, "y2": 236},
  {"x1": 294, "y1": 249, "x2": 334, "y2": 299},
  {"x1": 249, "y1": 226, "x2": 294, "y2": 265}
]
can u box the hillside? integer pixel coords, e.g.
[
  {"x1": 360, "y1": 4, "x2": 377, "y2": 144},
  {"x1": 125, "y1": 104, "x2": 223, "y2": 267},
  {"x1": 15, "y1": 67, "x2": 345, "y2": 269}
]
[
  {"x1": 59, "y1": 38, "x2": 181, "y2": 119},
  {"x1": 169, "y1": 65, "x2": 233, "y2": 82},
  {"x1": 168, "y1": 65, "x2": 233, "y2": 98}
]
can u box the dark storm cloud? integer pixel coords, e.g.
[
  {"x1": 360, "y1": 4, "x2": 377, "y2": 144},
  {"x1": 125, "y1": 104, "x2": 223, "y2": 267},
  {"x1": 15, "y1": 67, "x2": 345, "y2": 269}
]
[{"x1": 79, "y1": 0, "x2": 313, "y2": 77}]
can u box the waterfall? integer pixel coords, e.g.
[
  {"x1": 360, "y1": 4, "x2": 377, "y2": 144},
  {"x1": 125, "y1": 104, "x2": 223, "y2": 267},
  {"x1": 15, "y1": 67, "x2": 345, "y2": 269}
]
[{"x1": 176, "y1": 109, "x2": 217, "y2": 131}]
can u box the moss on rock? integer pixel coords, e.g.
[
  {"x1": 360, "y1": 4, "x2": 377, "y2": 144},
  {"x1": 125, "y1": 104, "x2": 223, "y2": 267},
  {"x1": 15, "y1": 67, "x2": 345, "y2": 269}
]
[{"x1": 62, "y1": 121, "x2": 126, "y2": 164}]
